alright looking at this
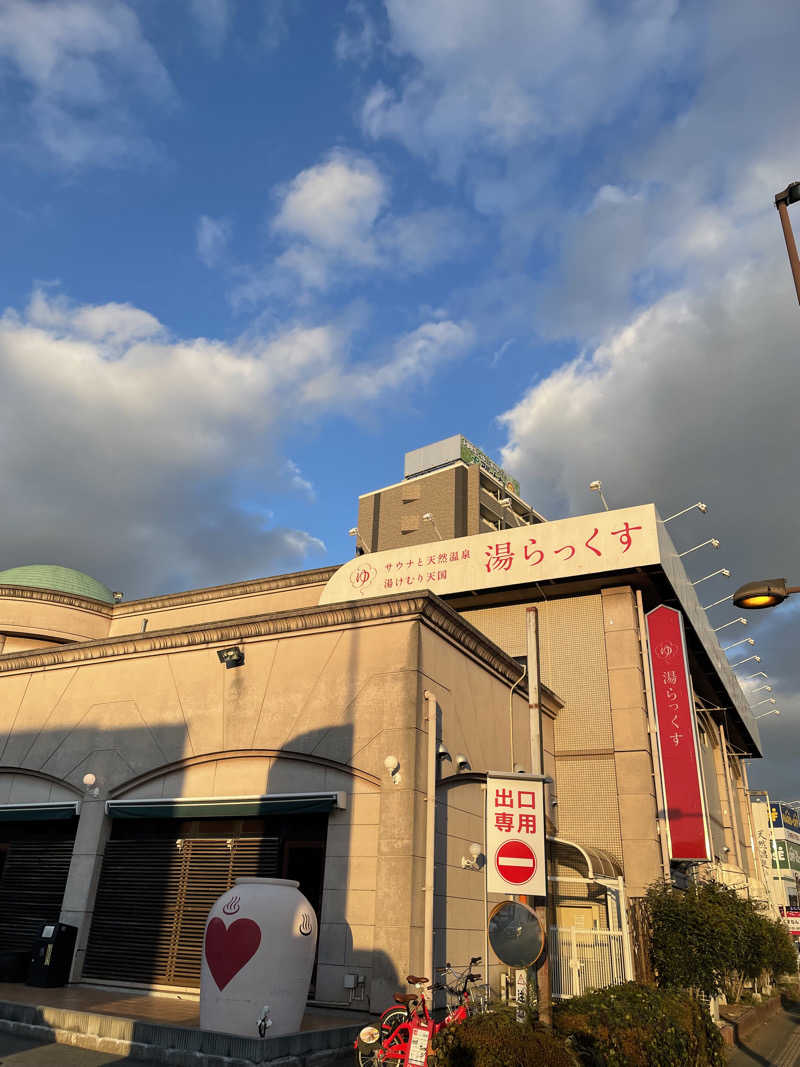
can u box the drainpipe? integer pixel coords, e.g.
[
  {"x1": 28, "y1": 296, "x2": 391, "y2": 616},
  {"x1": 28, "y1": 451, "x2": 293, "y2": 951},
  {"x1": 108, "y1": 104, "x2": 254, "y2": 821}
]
[
  {"x1": 509, "y1": 665, "x2": 527, "y2": 769},
  {"x1": 423, "y1": 690, "x2": 437, "y2": 986}
]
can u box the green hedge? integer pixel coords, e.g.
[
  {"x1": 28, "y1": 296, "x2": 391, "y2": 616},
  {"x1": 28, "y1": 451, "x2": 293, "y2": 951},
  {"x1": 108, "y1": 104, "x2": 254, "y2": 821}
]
[
  {"x1": 554, "y1": 983, "x2": 725, "y2": 1067},
  {"x1": 431, "y1": 1005, "x2": 577, "y2": 1067}
]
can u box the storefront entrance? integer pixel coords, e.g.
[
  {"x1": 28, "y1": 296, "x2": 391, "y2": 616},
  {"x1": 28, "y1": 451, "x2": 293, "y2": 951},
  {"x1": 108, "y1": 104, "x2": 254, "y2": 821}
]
[{"x1": 83, "y1": 813, "x2": 327, "y2": 990}]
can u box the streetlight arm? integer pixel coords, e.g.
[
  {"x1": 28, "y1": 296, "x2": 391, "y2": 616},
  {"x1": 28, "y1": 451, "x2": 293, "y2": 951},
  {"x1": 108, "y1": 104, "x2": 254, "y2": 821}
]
[{"x1": 775, "y1": 190, "x2": 800, "y2": 306}]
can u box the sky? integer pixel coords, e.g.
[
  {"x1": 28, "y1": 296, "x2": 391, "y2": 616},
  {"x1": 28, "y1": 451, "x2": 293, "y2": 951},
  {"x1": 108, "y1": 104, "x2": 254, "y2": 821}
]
[{"x1": 0, "y1": 0, "x2": 798, "y2": 797}]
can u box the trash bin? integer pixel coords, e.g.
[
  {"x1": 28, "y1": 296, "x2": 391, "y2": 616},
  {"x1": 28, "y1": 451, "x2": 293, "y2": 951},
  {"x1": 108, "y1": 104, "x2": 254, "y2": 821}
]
[{"x1": 27, "y1": 923, "x2": 77, "y2": 987}]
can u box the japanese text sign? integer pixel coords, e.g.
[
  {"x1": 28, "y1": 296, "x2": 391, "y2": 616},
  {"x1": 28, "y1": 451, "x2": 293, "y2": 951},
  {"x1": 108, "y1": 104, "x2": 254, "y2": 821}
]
[
  {"x1": 319, "y1": 504, "x2": 660, "y2": 604},
  {"x1": 646, "y1": 605, "x2": 709, "y2": 861},
  {"x1": 486, "y1": 775, "x2": 545, "y2": 896}
]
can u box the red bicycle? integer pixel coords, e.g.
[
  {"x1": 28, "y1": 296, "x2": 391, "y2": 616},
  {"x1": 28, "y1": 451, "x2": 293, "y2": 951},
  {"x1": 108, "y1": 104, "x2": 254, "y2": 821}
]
[{"x1": 355, "y1": 957, "x2": 482, "y2": 1065}]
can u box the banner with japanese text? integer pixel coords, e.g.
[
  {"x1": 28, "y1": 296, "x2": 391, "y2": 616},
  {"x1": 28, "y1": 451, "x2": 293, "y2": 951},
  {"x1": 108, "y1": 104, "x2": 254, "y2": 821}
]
[
  {"x1": 320, "y1": 504, "x2": 659, "y2": 604},
  {"x1": 486, "y1": 775, "x2": 545, "y2": 896},
  {"x1": 646, "y1": 605, "x2": 710, "y2": 861}
]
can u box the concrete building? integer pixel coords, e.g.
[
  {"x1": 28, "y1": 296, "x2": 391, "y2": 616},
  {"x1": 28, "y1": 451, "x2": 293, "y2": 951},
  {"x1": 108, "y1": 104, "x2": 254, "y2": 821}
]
[{"x1": 0, "y1": 437, "x2": 769, "y2": 1009}]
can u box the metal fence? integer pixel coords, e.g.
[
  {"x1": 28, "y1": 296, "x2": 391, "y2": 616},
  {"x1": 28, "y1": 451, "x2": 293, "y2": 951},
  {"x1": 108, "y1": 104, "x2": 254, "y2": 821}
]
[{"x1": 548, "y1": 926, "x2": 627, "y2": 999}]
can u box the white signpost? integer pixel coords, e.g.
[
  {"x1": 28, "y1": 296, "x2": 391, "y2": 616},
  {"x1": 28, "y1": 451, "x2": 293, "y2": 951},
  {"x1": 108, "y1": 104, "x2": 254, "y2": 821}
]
[{"x1": 485, "y1": 774, "x2": 545, "y2": 896}]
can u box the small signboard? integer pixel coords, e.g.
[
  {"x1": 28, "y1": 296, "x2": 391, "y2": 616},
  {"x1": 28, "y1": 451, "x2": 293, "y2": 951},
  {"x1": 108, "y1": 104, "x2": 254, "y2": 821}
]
[
  {"x1": 406, "y1": 1023, "x2": 431, "y2": 1066},
  {"x1": 486, "y1": 775, "x2": 545, "y2": 896}
]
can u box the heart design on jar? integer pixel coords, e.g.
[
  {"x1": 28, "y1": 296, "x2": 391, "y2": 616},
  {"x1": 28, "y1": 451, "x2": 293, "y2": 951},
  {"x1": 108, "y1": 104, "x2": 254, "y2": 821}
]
[{"x1": 205, "y1": 917, "x2": 261, "y2": 990}]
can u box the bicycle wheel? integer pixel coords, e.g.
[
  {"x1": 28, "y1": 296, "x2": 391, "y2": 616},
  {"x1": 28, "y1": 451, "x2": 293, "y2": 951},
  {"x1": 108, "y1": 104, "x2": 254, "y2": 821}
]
[{"x1": 381, "y1": 1007, "x2": 410, "y2": 1042}]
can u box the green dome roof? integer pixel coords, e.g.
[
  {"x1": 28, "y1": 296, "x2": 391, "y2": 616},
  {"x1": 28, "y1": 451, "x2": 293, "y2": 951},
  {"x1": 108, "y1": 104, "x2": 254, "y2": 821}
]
[{"x1": 0, "y1": 565, "x2": 115, "y2": 605}]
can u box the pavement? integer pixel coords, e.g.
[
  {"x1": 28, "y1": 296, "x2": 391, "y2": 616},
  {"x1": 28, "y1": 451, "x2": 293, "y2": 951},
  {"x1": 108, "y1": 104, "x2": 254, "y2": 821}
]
[
  {"x1": 729, "y1": 997, "x2": 800, "y2": 1067},
  {"x1": 0, "y1": 1029, "x2": 164, "y2": 1064}
]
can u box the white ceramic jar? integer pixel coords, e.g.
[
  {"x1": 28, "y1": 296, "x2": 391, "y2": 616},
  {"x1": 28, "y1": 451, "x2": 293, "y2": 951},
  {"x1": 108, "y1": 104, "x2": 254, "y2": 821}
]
[{"x1": 200, "y1": 877, "x2": 318, "y2": 1038}]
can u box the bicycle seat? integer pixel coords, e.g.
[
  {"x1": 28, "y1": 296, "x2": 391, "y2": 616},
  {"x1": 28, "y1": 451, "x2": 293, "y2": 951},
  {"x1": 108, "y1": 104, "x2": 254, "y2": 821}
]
[
  {"x1": 393, "y1": 993, "x2": 418, "y2": 1005},
  {"x1": 406, "y1": 974, "x2": 429, "y2": 984}
]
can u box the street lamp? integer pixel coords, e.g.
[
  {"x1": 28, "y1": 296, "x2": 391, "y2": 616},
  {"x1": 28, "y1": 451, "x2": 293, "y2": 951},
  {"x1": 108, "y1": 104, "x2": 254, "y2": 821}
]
[
  {"x1": 733, "y1": 578, "x2": 800, "y2": 610},
  {"x1": 775, "y1": 181, "x2": 800, "y2": 305}
]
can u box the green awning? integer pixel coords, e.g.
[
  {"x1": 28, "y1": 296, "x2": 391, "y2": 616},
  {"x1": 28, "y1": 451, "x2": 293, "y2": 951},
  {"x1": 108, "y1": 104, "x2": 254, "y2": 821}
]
[
  {"x1": 106, "y1": 791, "x2": 345, "y2": 820},
  {"x1": 0, "y1": 802, "x2": 79, "y2": 822}
]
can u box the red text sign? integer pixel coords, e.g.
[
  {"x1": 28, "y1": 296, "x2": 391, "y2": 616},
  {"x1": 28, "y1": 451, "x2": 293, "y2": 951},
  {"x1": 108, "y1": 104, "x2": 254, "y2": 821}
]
[
  {"x1": 486, "y1": 776, "x2": 545, "y2": 895},
  {"x1": 646, "y1": 605, "x2": 709, "y2": 860}
]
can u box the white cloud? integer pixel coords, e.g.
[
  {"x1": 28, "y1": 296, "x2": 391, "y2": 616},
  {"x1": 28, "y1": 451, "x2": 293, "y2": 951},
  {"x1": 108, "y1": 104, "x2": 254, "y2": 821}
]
[
  {"x1": 335, "y1": 0, "x2": 379, "y2": 65},
  {"x1": 360, "y1": 0, "x2": 685, "y2": 177},
  {"x1": 258, "y1": 149, "x2": 472, "y2": 297},
  {"x1": 0, "y1": 0, "x2": 175, "y2": 167},
  {"x1": 196, "y1": 215, "x2": 233, "y2": 268},
  {"x1": 0, "y1": 288, "x2": 472, "y2": 595}
]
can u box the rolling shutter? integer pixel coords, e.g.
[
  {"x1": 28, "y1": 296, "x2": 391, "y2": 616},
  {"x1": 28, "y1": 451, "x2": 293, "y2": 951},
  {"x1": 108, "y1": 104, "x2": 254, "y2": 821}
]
[
  {"x1": 84, "y1": 835, "x2": 279, "y2": 987},
  {"x1": 0, "y1": 833, "x2": 76, "y2": 952}
]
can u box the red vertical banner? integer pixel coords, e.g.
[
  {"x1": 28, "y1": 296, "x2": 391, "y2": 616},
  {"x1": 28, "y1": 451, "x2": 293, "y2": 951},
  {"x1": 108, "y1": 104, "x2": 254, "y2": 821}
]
[{"x1": 646, "y1": 605, "x2": 710, "y2": 861}]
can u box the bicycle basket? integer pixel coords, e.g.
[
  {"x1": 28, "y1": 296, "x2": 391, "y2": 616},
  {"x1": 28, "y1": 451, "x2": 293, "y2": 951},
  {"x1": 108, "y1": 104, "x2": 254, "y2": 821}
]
[{"x1": 357, "y1": 1025, "x2": 381, "y2": 1051}]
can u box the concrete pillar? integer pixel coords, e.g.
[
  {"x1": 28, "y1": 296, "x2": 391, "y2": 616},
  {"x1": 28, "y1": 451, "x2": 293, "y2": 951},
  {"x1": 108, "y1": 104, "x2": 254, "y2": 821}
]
[{"x1": 58, "y1": 795, "x2": 111, "y2": 981}]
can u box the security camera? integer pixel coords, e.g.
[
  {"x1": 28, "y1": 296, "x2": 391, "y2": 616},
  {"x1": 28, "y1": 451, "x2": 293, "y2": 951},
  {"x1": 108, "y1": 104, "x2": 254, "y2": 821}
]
[{"x1": 455, "y1": 754, "x2": 471, "y2": 772}]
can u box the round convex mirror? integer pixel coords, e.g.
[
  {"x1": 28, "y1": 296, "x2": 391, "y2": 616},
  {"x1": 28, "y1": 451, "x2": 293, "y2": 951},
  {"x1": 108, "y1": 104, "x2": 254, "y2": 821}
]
[{"x1": 488, "y1": 899, "x2": 545, "y2": 968}]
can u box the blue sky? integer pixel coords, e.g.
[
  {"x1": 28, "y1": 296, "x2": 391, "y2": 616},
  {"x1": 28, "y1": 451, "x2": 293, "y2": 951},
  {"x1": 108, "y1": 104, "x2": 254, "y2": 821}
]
[{"x1": 1, "y1": 0, "x2": 799, "y2": 795}]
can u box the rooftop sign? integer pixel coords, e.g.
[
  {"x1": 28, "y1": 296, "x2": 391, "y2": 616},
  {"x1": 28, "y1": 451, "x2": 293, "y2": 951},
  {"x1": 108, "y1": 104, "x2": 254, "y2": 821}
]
[
  {"x1": 403, "y1": 434, "x2": 521, "y2": 496},
  {"x1": 320, "y1": 504, "x2": 660, "y2": 604}
]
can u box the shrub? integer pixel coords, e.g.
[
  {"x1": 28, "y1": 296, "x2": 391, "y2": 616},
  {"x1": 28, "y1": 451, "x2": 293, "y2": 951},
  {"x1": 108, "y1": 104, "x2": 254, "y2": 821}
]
[
  {"x1": 431, "y1": 1005, "x2": 577, "y2": 1067},
  {"x1": 554, "y1": 982, "x2": 725, "y2": 1067},
  {"x1": 645, "y1": 880, "x2": 798, "y2": 1000}
]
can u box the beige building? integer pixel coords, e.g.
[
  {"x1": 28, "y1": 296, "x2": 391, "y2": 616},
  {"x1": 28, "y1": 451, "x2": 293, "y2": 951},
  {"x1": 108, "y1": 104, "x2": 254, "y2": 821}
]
[{"x1": 0, "y1": 437, "x2": 767, "y2": 1009}]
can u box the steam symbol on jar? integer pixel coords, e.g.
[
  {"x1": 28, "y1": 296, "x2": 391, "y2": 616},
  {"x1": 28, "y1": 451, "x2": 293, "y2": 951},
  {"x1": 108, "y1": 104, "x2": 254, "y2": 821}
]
[
  {"x1": 299, "y1": 912, "x2": 313, "y2": 937},
  {"x1": 222, "y1": 895, "x2": 240, "y2": 916}
]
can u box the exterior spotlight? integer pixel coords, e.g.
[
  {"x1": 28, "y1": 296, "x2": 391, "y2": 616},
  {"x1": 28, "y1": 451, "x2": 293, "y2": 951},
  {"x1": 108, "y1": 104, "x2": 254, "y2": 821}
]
[
  {"x1": 680, "y1": 539, "x2": 720, "y2": 557},
  {"x1": 751, "y1": 685, "x2": 773, "y2": 693},
  {"x1": 112, "y1": 591, "x2": 124, "y2": 602},
  {"x1": 731, "y1": 655, "x2": 761, "y2": 668},
  {"x1": 746, "y1": 672, "x2": 769, "y2": 681},
  {"x1": 752, "y1": 697, "x2": 776, "y2": 706},
  {"x1": 589, "y1": 480, "x2": 609, "y2": 511},
  {"x1": 383, "y1": 755, "x2": 401, "y2": 783},
  {"x1": 513, "y1": 764, "x2": 527, "y2": 774},
  {"x1": 702, "y1": 595, "x2": 733, "y2": 610},
  {"x1": 733, "y1": 578, "x2": 799, "y2": 610},
  {"x1": 455, "y1": 754, "x2": 471, "y2": 772},
  {"x1": 348, "y1": 527, "x2": 369, "y2": 555},
  {"x1": 775, "y1": 181, "x2": 800, "y2": 305},
  {"x1": 217, "y1": 646, "x2": 245, "y2": 669},
  {"x1": 722, "y1": 637, "x2": 755, "y2": 652},
  {"x1": 712, "y1": 618, "x2": 748, "y2": 632},
  {"x1": 755, "y1": 708, "x2": 781, "y2": 721},
  {"x1": 461, "y1": 843, "x2": 484, "y2": 870},
  {"x1": 662, "y1": 502, "x2": 708, "y2": 523},
  {"x1": 692, "y1": 568, "x2": 730, "y2": 586},
  {"x1": 82, "y1": 771, "x2": 99, "y2": 797},
  {"x1": 422, "y1": 513, "x2": 443, "y2": 539},
  {"x1": 436, "y1": 742, "x2": 452, "y2": 761}
]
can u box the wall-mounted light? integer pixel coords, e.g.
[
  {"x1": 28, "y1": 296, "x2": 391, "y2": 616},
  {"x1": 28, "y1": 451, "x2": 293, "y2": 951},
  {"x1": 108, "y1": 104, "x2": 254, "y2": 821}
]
[
  {"x1": 436, "y1": 742, "x2": 452, "y2": 762},
  {"x1": 383, "y1": 755, "x2": 401, "y2": 785},
  {"x1": 752, "y1": 697, "x2": 776, "y2": 707},
  {"x1": 422, "y1": 513, "x2": 444, "y2": 539},
  {"x1": 461, "y1": 843, "x2": 484, "y2": 870},
  {"x1": 217, "y1": 646, "x2": 245, "y2": 669},
  {"x1": 713, "y1": 618, "x2": 747, "y2": 633},
  {"x1": 732, "y1": 655, "x2": 761, "y2": 668},
  {"x1": 722, "y1": 637, "x2": 754, "y2": 653},
  {"x1": 680, "y1": 538, "x2": 720, "y2": 557},
  {"x1": 750, "y1": 684, "x2": 773, "y2": 694},
  {"x1": 82, "y1": 772, "x2": 99, "y2": 798},
  {"x1": 662, "y1": 502, "x2": 708, "y2": 523},
  {"x1": 589, "y1": 480, "x2": 609, "y2": 511},
  {"x1": 692, "y1": 568, "x2": 730, "y2": 586},
  {"x1": 348, "y1": 527, "x2": 369, "y2": 555},
  {"x1": 455, "y1": 754, "x2": 471, "y2": 772},
  {"x1": 702, "y1": 595, "x2": 733, "y2": 610},
  {"x1": 755, "y1": 708, "x2": 781, "y2": 721}
]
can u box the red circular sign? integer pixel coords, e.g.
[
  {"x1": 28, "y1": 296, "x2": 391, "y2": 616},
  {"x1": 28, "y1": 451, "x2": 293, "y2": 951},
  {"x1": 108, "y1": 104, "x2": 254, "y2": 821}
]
[{"x1": 495, "y1": 839, "x2": 537, "y2": 885}]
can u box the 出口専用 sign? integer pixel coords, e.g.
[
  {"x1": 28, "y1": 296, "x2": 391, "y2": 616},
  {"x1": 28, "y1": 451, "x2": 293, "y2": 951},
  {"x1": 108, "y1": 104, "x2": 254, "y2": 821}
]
[
  {"x1": 485, "y1": 775, "x2": 545, "y2": 896},
  {"x1": 646, "y1": 605, "x2": 710, "y2": 861}
]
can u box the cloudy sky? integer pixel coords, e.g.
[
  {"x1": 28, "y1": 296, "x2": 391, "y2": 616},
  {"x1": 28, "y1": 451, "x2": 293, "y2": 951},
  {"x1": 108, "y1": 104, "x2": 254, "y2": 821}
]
[{"x1": 1, "y1": 0, "x2": 798, "y2": 795}]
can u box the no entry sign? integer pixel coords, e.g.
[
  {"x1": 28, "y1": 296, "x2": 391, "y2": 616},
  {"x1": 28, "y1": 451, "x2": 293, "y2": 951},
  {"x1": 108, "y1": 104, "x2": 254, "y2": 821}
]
[
  {"x1": 486, "y1": 774, "x2": 545, "y2": 895},
  {"x1": 495, "y1": 839, "x2": 537, "y2": 885}
]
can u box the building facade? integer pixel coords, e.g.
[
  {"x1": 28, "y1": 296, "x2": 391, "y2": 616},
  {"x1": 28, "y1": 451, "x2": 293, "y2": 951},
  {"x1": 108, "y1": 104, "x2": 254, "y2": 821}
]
[{"x1": 0, "y1": 437, "x2": 771, "y2": 1010}]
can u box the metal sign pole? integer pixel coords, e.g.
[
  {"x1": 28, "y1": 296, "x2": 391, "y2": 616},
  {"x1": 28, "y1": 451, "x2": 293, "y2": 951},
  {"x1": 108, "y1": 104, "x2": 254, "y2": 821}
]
[{"x1": 525, "y1": 606, "x2": 552, "y2": 1026}]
